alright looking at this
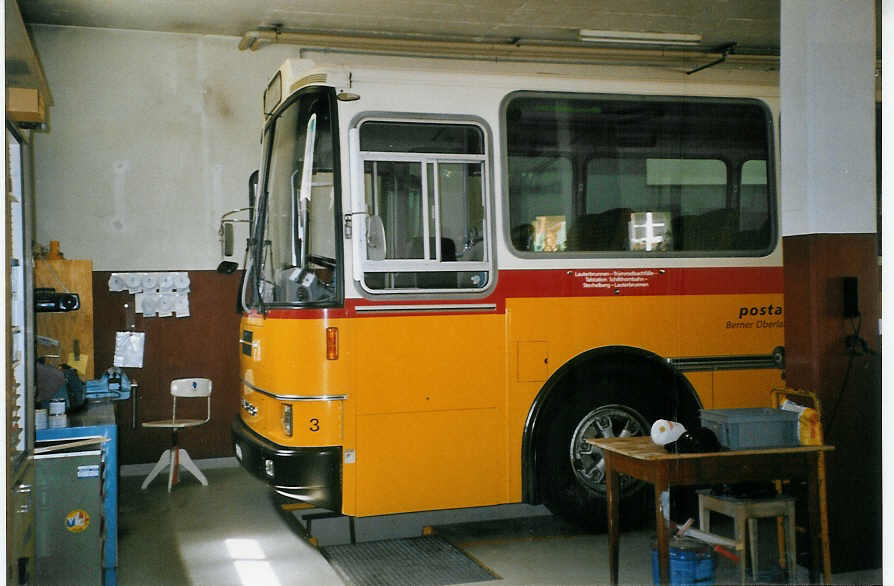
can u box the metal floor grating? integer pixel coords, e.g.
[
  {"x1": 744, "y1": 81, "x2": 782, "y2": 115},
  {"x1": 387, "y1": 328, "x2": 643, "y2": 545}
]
[{"x1": 320, "y1": 535, "x2": 499, "y2": 586}]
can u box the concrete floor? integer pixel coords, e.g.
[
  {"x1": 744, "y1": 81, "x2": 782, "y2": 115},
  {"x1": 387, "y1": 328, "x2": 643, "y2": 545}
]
[{"x1": 118, "y1": 466, "x2": 882, "y2": 585}]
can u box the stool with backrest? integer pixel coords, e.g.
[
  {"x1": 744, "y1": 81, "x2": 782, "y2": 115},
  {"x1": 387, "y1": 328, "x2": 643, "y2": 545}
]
[{"x1": 141, "y1": 378, "x2": 212, "y2": 492}]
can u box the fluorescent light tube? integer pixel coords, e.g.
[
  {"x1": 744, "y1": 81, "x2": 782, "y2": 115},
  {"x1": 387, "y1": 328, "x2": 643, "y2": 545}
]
[{"x1": 579, "y1": 29, "x2": 702, "y2": 46}]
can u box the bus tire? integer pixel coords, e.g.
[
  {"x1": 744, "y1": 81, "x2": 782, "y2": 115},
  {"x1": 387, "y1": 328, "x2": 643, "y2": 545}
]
[{"x1": 538, "y1": 366, "x2": 683, "y2": 530}]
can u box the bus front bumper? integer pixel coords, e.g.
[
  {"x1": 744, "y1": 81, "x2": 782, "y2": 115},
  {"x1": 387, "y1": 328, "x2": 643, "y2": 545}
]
[{"x1": 231, "y1": 416, "x2": 341, "y2": 511}]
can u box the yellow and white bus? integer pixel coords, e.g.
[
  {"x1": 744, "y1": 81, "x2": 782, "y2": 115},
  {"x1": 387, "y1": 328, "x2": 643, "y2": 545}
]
[{"x1": 231, "y1": 56, "x2": 785, "y2": 525}]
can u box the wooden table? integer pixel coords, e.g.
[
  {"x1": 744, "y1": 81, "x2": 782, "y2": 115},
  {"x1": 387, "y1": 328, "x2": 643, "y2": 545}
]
[{"x1": 590, "y1": 437, "x2": 833, "y2": 586}]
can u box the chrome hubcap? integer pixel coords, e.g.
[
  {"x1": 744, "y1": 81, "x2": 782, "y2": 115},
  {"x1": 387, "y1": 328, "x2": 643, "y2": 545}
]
[{"x1": 569, "y1": 404, "x2": 648, "y2": 496}]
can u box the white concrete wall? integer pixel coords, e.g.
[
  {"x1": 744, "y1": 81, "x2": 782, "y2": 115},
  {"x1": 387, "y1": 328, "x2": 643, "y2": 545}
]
[
  {"x1": 780, "y1": 0, "x2": 877, "y2": 236},
  {"x1": 30, "y1": 26, "x2": 298, "y2": 270}
]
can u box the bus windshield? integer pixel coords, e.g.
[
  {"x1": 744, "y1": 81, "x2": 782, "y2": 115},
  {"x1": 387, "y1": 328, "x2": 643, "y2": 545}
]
[{"x1": 247, "y1": 87, "x2": 339, "y2": 308}]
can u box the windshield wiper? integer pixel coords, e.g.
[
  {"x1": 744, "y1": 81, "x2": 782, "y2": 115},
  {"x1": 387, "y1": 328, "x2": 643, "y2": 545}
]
[{"x1": 289, "y1": 114, "x2": 318, "y2": 269}]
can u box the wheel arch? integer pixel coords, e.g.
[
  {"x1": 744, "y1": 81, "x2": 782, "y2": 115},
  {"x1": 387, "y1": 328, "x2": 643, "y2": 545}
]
[{"x1": 520, "y1": 345, "x2": 702, "y2": 504}]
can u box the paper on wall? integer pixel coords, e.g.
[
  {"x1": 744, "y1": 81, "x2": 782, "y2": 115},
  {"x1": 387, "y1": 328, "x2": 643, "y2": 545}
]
[
  {"x1": 139, "y1": 293, "x2": 159, "y2": 317},
  {"x1": 108, "y1": 273, "x2": 126, "y2": 292},
  {"x1": 108, "y1": 272, "x2": 190, "y2": 318},
  {"x1": 174, "y1": 292, "x2": 190, "y2": 317},
  {"x1": 113, "y1": 331, "x2": 145, "y2": 368},
  {"x1": 157, "y1": 293, "x2": 175, "y2": 318}
]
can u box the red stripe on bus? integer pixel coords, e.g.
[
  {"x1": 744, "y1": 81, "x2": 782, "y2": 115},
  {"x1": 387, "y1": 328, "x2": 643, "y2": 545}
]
[
  {"x1": 261, "y1": 266, "x2": 783, "y2": 320},
  {"x1": 494, "y1": 266, "x2": 783, "y2": 298}
]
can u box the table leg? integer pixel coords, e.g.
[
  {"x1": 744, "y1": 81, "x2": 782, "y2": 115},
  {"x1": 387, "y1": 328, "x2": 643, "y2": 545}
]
[
  {"x1": 817, "y1": 452, "x2": 832, "y2": 582},
  {"x1": 654, "y1": 469, "x2": 670, "y2": 586},
  {"x1": 806, "y1": 453, "x2": 823, "y2": 584},
  {"x1": 605, "y1": 453, "x2": 620, "y2": 586},
  {"x1": 807, "y1": 452, "x2": 832, "y2": 584}
]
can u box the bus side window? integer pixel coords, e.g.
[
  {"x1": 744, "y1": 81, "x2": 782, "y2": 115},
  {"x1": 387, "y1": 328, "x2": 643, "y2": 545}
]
[{"x1": 506, "y1": 94, "x2": 775, "y2": 256}]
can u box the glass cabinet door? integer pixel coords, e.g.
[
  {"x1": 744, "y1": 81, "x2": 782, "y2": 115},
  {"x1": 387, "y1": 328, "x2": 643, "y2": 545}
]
[{"x1": 6, "y1": 121, "x2": 36, "y2": 585}]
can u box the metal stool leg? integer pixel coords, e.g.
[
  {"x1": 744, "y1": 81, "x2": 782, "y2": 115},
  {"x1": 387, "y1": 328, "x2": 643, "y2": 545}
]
[
  {"x1": 785, "y1": 504, "x2": 797, "y2": 584},
  {"x1": 735, "y1": 510, "x2": 747, "y2": 586},
  {"x1": 748, "y1": 517, "x2": 760, "y2": 581},
  {"x1": 168, "y1": 446, "x2": 179, "y2": 492},
  {"x1": 141, "y1": 449, "x2": 171, "y2": 490},
  {"x1": 698, "y1": 493, "x2": 711, "y2": 533},
  {"x1": 178, "y1": 448, "x2": 208, "y2": 486}
]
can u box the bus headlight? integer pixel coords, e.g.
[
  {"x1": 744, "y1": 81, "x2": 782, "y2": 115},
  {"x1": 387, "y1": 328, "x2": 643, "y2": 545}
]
[{"x1": 281, "y1": 403, "x2": 293, "y2": 437}]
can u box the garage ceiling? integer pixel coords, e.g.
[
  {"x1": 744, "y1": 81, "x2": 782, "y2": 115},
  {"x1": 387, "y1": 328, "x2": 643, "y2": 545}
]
[{"x1": 19, "y1": 0, "x2": 788, "y2": 55}]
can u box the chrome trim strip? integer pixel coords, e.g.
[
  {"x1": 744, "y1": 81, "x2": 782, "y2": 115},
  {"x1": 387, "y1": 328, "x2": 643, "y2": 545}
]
[
  {"x1": 241, "y1": 380, "x2": 347, "y2": 402},
  {"x1": 669, "y1": 354, "x2": 779, "y2": 372},
  {"x1": 355, "y1": 303, "x2": 497, "y2": 313}
]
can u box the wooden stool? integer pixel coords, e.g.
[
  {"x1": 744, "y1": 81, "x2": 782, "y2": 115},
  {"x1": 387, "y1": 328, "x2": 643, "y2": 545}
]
[{"x1": 698, "y1": 490, "x2": 797, "y2": 585}]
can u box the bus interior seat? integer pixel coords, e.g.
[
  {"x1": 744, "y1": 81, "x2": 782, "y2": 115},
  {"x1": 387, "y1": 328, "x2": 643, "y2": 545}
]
[
  {"x1": 566, "y1": 208, "x2": 632, "y2": 251},
  {"x1": 730, "y1": 218, "x2": 771, "y2": 250},
  {"x1": 402, "y1": 236, "x2": 457, "y2": 262},
  {"x1": 363, "y1": 273, "x2": 385, "y2": 289},
  {"x1": 511, "y1": 223, "x2": 535, "y2": 251},
  {"x1": 673, "y1": 209, "x2": 738, "y2": 251},
  {"x1": 395, "y1": 237, "x2": 457, "y2": 289},
  {"x1": 463, "y1": 238, "x2": 485, "y2": 262}
]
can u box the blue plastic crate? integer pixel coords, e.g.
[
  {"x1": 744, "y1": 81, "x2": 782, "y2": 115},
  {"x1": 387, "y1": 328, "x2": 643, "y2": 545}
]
[{"x1": 700, "y1": 407, "x2": 800, "y2": 450}]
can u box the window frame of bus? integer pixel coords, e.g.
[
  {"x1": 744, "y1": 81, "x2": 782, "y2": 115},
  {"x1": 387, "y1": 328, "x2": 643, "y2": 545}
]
[
  {"x1": 247, "y1": 85, "x2": 344, "y2": 312},
  {"x1": 351, "y1": 115, "x2": 494, "y2": 294},
  {"x1": 501, "y1": 91, "x2": 778, "y2": 259}
]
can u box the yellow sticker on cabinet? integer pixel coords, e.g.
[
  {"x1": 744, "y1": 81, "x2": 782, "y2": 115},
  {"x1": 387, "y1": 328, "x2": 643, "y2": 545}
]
[{"x1": 65, "y1": 509, "x2": 90, "y2": 533}]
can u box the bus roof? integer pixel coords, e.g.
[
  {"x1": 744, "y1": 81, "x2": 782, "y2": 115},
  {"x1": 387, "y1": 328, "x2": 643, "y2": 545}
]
[{"x1": 271, "y1": 53, "x2": 781, "y2": 111}]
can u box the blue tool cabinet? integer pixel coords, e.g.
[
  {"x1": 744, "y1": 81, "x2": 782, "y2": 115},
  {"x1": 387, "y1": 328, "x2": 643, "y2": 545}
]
[{"x1": 37, "y1": 400, "x2": 118, "y2": 585}]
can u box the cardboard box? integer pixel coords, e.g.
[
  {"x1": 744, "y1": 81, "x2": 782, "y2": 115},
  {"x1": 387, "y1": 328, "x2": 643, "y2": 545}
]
[{"x1": 7, "y1": 87, "x2": 45, "y2": 124}]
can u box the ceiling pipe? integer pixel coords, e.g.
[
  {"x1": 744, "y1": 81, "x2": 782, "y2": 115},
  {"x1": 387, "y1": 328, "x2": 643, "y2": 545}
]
[
  {"x1": 238, "y1": 29, "x2": 277, "y2": 51},
  {"x1": 238, "y1": 29, "x2": 779, "y2": 70}
]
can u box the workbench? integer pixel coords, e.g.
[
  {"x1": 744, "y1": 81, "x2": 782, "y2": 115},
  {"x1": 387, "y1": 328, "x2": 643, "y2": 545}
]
[{"x1": 590, "y1": 436, "x2": 832, "y2": 586}]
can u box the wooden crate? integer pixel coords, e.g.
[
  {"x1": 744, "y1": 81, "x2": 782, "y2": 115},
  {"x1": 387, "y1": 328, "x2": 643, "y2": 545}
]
[{"x1": 7, "y1": 87, "x2": 46, "y2": 124}]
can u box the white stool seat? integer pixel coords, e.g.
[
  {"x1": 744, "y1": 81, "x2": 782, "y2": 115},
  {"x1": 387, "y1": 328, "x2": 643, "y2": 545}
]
[{"x1": 140, "y1": 377, "x2": 212, "y2": 492}]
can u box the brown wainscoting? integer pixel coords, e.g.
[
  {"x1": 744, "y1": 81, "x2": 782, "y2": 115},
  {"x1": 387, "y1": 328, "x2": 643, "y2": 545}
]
[
  {"x1": 782, "y1": 233, "x2": 881, "y2": 572},
  {"x1": 92, "y1": 270, "x2": 243, "y2": 465}
]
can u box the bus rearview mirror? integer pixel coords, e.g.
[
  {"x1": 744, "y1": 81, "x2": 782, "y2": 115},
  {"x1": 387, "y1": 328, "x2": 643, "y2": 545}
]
[
  {"x1": 367, "y1": 215, "x2": 387, "y2": 261},
  {"x1": 223, "y1": 222, "x2": 235, "y2": 257}
]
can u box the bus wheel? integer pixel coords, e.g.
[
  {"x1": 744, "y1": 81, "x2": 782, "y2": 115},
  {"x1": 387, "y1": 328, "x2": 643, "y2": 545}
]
[
  {"x1": 568, "y1": 403, "x2": 649, "y2": 497},
  {"x1": 541, "y1": 392, "x2": 655, "y2": 530}
]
